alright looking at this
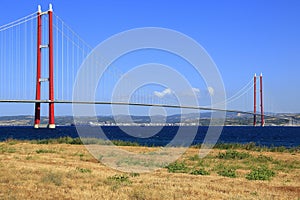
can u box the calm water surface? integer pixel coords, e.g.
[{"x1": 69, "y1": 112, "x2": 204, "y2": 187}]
[{"x1": 0, "y1": 126, "x2": 299, "y2": 147}]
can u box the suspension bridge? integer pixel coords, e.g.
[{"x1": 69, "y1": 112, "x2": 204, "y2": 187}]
[{"x1": 0, "y1": 4, "x2": 289, "y2": 128}]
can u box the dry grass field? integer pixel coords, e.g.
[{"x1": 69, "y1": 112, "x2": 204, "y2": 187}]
[{"x1": 0, "y1": 140, "x2": 299, "y2": 199}]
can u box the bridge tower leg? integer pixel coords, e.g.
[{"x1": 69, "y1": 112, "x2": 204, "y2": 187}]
[
  {"x1": 34, "y1": 4, "x2": 55, "y2": 129},
  {"x1": 260, "y1": 73, "x2": 264, "y2": 126},
  {"x1": 34, "y1": 6, "x2": 42, "y2": 129},
  {"x1": 253, "y1": 74, "x2": 257, "y2": 126},
  {"x1": 48, "y1": 4, "x2": 55, "y2": 129}
]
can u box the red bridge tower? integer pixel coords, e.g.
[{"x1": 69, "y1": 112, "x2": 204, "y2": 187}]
[{"x1": 34, "y1": 4, "x2": 55, "y2": 129}]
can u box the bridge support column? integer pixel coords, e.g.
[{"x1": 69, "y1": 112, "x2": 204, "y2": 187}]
[
  {"x1": 33, "y1": 4, "x2": 55, "y2": 129},
  {"x1": 48, "y1": 4, "x2": 55, "y2": 129},
  {"x1": 253, "y1": 74, "x2": 257, "y2": 126},
  {"x1": 260, "y1": 73, "x2": 264, "y2": 126},
  {"x1": 34, "y1": 5, "x2": 42, "y2": 129}
]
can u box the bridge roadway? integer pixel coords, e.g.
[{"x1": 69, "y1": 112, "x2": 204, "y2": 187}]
[{"x1": 0, "y1": 99, "x2": 258, "y2": 116}]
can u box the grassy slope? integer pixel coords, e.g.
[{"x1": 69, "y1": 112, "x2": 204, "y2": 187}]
[{"x1": 0, "y1": 141, "x2": 299, "y2": 200}]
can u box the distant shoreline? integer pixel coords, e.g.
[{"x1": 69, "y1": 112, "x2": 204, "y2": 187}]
[
  {"x1": 0, "y1": 124, "x2": 300, "y2": 127},
  {"x1": 2, "y1": 137, "x2": 300, "y2": 152},
  {"x1": 0, "y1": 113, "x2": 299, "y2": 126}
]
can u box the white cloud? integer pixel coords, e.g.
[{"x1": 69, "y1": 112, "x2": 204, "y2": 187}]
[
  {"x1": 192, "y1": 87, "x2": 200, "y2": 94},
  {"x1": 208, "y1": 86, "x2": 214, "y2": 96},
  {"x1": 154, "y1": 88, "x2": 172, "y2": 98}
]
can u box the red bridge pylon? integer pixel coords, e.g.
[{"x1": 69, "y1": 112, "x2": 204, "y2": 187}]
[
  {"x1": 34, "y1": 4, "x2": 55, "y2": 129},
  {"x1": 253, "y1": 73, "x2": 264, "y2": 127}
]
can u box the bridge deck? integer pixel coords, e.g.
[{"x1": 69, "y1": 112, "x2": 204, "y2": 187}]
[{"x1": 0, "y1": 99, "x2": 257, "y2": 116}]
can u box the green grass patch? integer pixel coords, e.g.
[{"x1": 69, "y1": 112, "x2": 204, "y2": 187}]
[
  {"x1": 107, "y1": 174, "x2": 130, "y2": 183},
  {"x1": 246, "y1": 166, "x2": 275, "y2": 180},
  {"x1": 194, "y1": 142, "x2": 300, "y2": 153},
  {"x1": 31, "y1": 137, "x2": 83, "y2": 145},
  {"x1": 0, "y1": 145, "x2": 16, "y2": 153},
  {"x1": 269, "y1": 146, "x2": 287, "y2": 153},
  {"x1": 272, "y1": 160, "x2": 300, "y2": 172},
  {"x1": 215, "y1": 164, "x2": 237, "y2": 178},
  {"x1": 217, "y1": 168, "x2": 236, "y2": 178},
  {"x1": 166, "y1": 161, "x2": 189, "y2": 173},
  {"x1": 190, "y1": 168, "x2": 210, "y2": 175},
  {"x1": 5, "y1": 138, "x2": 18, "y2": 145},
  {"x1": 76, "y1": 167, "x2": 92, "y2": 173},
  {"x1": 255, "y1": 154, "x2": 273, "y2": 162},
  {"x1": 245, "y1": 154, "x2": 274, "y2": 167},
  {"x1": 129, "y1": 172, "x2": 140, "y2": 177},
  {"x1": 4, "y1": 138, "x2": 299, "y2": 153},
  {"x1": 25, "y1": 155, "x2": 34, "y2": 160},
  {"x1": 217, "y1": 150, "x2": 251, "y2": 160},
  {"x1": 188, "y1": 154, "x2": 200, "y2": 161},
  {"x1": 30, "y1": 137, "x2": 141, "y2": 146},
  {"x1": 111, "y1": 140, "x2": 140, "y2": 146},
  {"x1": 36, "y1": 149, "x2": 57, "y2": 154},
  {"x1": 105, "y1": 174, "x2": 132, "y2": 190},
  {"x1": 214, "y1": 142, "x2": 258, "y2": 150}
]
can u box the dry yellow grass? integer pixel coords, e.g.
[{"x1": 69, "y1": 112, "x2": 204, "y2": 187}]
[{"x1": 0, "y1": 142, "x2": 299, "y2": 199}]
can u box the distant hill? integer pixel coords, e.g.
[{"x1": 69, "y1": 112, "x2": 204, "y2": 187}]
[{"x1": 0, "y1": 112, "x2": 299, "y2": 126}]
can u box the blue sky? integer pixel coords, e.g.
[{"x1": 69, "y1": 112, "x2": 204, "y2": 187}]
[{"x1": 0, "y1": 0, "x2": 299, "y2": 115}]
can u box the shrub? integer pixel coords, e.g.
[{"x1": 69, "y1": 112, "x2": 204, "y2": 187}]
[
  {"x1": 244, "y1": 142, "x2": 257, "y2": 150},
  {"x1": 76, "y1": 167, "x2": 92, "y2": 173},
  {"x1": 246, "y1": 166, "x2": 275, "y2": 180},
  {"x1": 56, "y1": 137, "x2": 83, "y2": 145},
  {"x1": 190, "y1": 168, "x2": 210, "y2": 175},
  {"x1": 218, "y1": 150, "x2": 250, "y2": 160},
  {"x1": 36, "y1": 149, "x2": 56, "y2": 154},
  {"x1": 270, "y1": 146, "x2": 286, "y2": 152},
  {"x1": 166, "y1": 162, "x2": 189, "y2": 173},
  {"x1": 107, "y1": 174, "x2": 130, "y2": 183},
  {"x1": 111, "y1": 140, "x2": 140, "y2": 146},
  {"x1": 0, "y1": 145, "x2": 16, "y2": 153},
  {"x1": 213, "y1": 142, "x2": 257, "y2": 150},
  {"x1": 31, "y1": 137, "x2": 83, "y2": 145},
  {"x1": 189, "y1": 155, "x2": 200, "y2": 161},
  {"x1": 5, "y1": 139, "x2": 18, "y2": 145},
  {"x1": 213, "y1": 143, "x2": 243, "y2": 150},
  {"x1": 129, "y1": 172, "x2": 140, "y2": 177},
  {"x1": 255, "y1": 155, "x2": 273, "y2": 163},
  {"x1": 105, "y1": 174, "x2": 132, "y2": 190},
  {"x1": 217, "y1": 166, "x2": 237, "y2": 178}
]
